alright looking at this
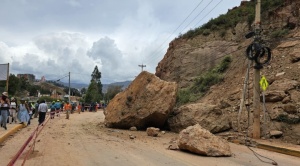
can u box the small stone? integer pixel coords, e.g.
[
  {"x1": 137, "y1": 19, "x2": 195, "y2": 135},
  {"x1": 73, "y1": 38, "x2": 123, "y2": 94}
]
[
  {"x1": 129, "y1": 126, "x2": 137, "y2": 131},
  {"x1": 161, "y1": 131, "x2": 166, "y2": 134},
  {"x1": 269, "y1": 130, "x2": 283, "y2": 138},
  {"x1": 275, "y1": 72, "x2": 285, "y2": 77},
  {"x1": 168, "y1": 143, "x2": 179, "y2": 150},
  {"x1": 129, "y1": 135, "x2": 136, "y2": 139},
  {"x1": 146, "y1": 127, "x2": 160, "y2": 137}
]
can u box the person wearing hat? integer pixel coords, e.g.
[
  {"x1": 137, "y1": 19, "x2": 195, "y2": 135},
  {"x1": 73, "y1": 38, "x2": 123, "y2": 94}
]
[
  {"x1": 17, "y1": 98, "x2": 30, "y2": 125},
  {"x1": 9, "y1": 97, "x2": 18, "y2": 124},
  {"x1": 0, "y1": 92, "x2": 10, "y2": 130}
]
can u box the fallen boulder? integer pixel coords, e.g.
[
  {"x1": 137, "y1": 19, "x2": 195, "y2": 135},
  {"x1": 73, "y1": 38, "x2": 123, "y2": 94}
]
[
  {"x1": 168, "y1": 103, "x2": 231, "y2": 133},
  {"x1": 178, "y1": 124, "x2": 231, "y2": 157},
  {"x1": 146, "y1": 127, "x2": 160, "y2": 137},
  {"x1": 104, "y1": 71, "x2": 178, "y2": 129}
]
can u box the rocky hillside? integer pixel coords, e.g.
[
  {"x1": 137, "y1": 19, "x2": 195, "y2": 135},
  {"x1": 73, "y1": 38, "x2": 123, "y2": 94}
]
[{"x1": 156, "y1": 0, "x2": 300, "y2": 144}]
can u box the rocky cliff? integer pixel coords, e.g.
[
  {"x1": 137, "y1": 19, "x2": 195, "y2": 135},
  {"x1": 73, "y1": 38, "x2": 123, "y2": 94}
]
[{"x1": 156, "y1": 1, "x2": 300, "y2": 144}]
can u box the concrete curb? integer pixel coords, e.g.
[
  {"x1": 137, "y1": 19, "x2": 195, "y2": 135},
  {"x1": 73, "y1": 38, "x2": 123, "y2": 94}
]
[
  {"x1": 257, "y1": 142, "x2": 300, "y2": 158},
  {"x1": 0, "y1": 124, "x2": 24, "y2": 144}
]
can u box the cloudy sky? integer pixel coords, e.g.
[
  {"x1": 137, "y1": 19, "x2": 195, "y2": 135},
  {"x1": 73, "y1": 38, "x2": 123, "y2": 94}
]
[{"x1": 0, "y1": 0, "x2": 243, "y2": 84}]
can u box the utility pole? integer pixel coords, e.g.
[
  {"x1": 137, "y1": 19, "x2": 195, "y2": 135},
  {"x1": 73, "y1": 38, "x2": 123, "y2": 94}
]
[
  {"x1": 138, "y1": 63, "x2": 146, "y2": 72},
  {"x1": 253, "y1": 0, "x2": 261, "y2": 139},
  {"x1": 68, "y1": 72, "x2": 71, "y2": 104}
]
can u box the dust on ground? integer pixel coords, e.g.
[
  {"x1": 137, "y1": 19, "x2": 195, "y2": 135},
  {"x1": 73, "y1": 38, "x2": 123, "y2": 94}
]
[{"x1": 0, "y1": 110, "x2": 299, "y2": 166}]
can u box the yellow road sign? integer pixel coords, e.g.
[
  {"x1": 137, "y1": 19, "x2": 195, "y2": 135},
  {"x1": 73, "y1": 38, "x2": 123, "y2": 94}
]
[{"x1": 259, "y1": 76, "x2": 269, "y2": 91}]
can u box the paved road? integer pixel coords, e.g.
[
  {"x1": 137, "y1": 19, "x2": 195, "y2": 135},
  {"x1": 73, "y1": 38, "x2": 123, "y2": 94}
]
[{"x1": 1, "y1": 111, "x2": 299, "y2": 166}]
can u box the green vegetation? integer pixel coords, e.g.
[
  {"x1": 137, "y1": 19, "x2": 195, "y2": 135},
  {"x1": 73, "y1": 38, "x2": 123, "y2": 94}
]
[
  {"x1": 276, "y1": 114, "x2": 300, "y2": 124},
  {"x1": 179, "y1": 0, "x2": 284, "y2": 39},
  {"x1": 84, "y1": 65, "x2": 103, "y2": 103},
  {"x1": 176, "y1": 56, "x2": 232, "y2": 106},
  {"x1": 270, "y1": 29, "x2": 289, "y2": 38}
]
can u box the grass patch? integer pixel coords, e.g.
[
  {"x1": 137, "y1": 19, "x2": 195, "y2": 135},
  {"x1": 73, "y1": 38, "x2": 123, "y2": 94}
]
[
  {"x1": 270, "y1": 29, "x2": 289, "y2": 38},
  {"x1": 176, "y1": 56, "x2": 232, "y2": 106},
  {"x1": 180, "y1": 0, "x2": 284, "y2": 39}
]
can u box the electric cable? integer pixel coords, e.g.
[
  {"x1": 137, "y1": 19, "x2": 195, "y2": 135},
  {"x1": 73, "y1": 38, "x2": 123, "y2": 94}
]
[
  {"x1": 146, "y1": 0, "x2": 215, "y2": 64},
  {"x1": 144, "y1": 0, "x2": 206, "y2": 64},
  {"x1": 193, "y1": 0, "x2": 223, "y2": 28}
]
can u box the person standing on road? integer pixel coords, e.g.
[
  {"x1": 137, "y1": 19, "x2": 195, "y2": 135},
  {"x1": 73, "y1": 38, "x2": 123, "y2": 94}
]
[
  {"x1": 27, "y1": 101, "x2": 33, "y2": 125},
  {"x1": 64, "y1": 101, "x2": 72, "y2": 119},
  {"x1": 50, "y1": 101, "x2": 56, "y2": 119},
  {"x1": 34, "y1": 101, "x2": 39, "y2": 118},
  {"x1": 0, "y1": 92, "x2": 10, "y2": 130},
  {"x1": 38, "y1": 100, "x2": 48, "y2": 125},
  {"x1": 54, "y1": 100, "x2": 61, "y2": 117},
  {"x1": 17, "y1": 98, "x2": 30, "y2": 126},
  {"x1": 77, "y1": 103, "x2": 81, "y2": 114},
  {"x1": 9, "y1": 97, "x2": 18, "y2": 124}
]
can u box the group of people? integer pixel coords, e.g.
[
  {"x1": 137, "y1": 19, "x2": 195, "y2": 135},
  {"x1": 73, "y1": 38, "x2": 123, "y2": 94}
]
[
  {"x1": 0, "y1": 91, "x2": 101, "y2": 131},
  {"x1": 0, "y1": 92, "x2": 48, "y2": 130}
]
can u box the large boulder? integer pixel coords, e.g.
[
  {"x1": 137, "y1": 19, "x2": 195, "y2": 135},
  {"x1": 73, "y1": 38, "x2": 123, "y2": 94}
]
[
  {"x1": 168, "y1": 103, "x2": 231, "y2": 133},
  {"x1": 178, "y1": 124, "x2": 231, "y2": 157},
  {"x1": 104, "y1": 71, "x2": 178, "y2": 129}
]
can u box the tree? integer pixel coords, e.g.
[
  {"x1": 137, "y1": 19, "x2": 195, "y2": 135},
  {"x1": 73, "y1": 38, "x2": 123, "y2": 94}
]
[
  {"x1": 105, "y1": 85, "x2": 123, "y2": 102},
  {"x1": 8, "y1": 74, "x2": 20, "y2": 95},
  {"x1": 80, "y1": 87, "x2": 87, "y2": 94},
  {"x1": 85, "y1": 80, "x2": 101, "y2": 103},
  {"x1": 91, "y1": 66, "x2": 103, "y2": 98}
]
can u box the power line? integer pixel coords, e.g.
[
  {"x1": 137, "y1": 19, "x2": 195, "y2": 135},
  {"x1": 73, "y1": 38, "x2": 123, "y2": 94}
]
[
  {"x1": 145, "y1": 0, "x2": 208, "y2": 64},
  {"x1": 146, "y1": 0, "x2": 224, "y2": 67},
  {"x1": 193, "y1": 0, "x2": 223, "y2": 28}
]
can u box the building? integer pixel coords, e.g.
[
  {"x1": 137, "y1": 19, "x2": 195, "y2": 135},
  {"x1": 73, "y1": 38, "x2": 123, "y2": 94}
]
[{"x1": 17, "y1": 74, "x2": 36, "y2": 83}]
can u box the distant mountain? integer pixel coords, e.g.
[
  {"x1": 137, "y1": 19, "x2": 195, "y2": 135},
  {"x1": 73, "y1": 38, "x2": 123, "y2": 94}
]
[
  {"x1": 59, "y1": 80, "x2": 132, "y2": 92},
  {"x1": 102, "y1": 81, "x2": 132, "y2": 92}
]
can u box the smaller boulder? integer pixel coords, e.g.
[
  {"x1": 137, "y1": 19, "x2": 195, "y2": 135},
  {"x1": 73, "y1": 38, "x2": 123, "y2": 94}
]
[
  {"x1": 269, "y1": 130, "x2": 283, "y2": 138},
  {"x1": 178, "y1": 124, "x2": 231, "y2": 157},
  {"x1": 129, "y1": 126, "x2": 137, "y2": 131},
  {"x1": 282, "y1": 104, "x2": 298, "y2": 114},
  {"x1": 147, "y1": 127, "x2": 160, "y2": 137},
  {"x1": 262, "y1": 91, "x2": 286, "y2": 102}
]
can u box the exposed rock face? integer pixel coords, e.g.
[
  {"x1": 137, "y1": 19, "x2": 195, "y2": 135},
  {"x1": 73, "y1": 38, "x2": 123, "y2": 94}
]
[
  {"x1": 178, "y1": 124, "x2": 231, "y2": 157},
  {"x1": 154, "y1": 1, "x2": 300, "y2": 145},
  {"x1": 155, "y1": 40, "x2": 239, "y2": 88},
  {"x1": 104, "y1": 71, "x2": 178, "y2": 129},
  {"x1": 168, "y1": 103, "x2": 231, "y2": 133}
]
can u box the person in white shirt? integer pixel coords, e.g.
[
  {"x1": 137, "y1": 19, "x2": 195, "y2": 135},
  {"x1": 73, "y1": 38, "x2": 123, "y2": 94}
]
[
  {"x1": 9, "y1": 97, "x2": 18, "y2": 124},
  {"x1": 38, "y1": 100, "x2": 48, "y2": 125}
]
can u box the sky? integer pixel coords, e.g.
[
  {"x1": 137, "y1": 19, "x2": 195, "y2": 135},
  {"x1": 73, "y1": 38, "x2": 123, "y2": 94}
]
[{"x1": 0, "y1": 0, "x2": 243, "y2": 84}]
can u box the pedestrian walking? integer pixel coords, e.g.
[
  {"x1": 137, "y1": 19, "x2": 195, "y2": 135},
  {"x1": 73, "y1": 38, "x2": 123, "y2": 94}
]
[
  {"x1": 34, "y1": 101, "x2": 39, "y2": 118},
  {"x1": 77, "y1": 103, "x2": 81, "y2": 114},
  {"x1": 38, "y1": 100, "x2": 48, "y2": 125},
  {"x1": 27, "y1": 101, "x2": 33, "y2": 125},
  {"x1": 54, "y1": 100, "x2": 61, "y2": 117},
  {"x1": 0, "y1": 92, "x2": 10, "y2": 130},
  {"x1": 50, "y1": 101, "x2": 56, "y2": 119},
  {"x1": 64, "y1": 101, "x2": 72, "y2": 119},
  {"x1": 17, "y1": 98, "x2": 30, "y2": 126},
  {"x1": 9, "y1": 97, "x2": 18, "y2": 124}
]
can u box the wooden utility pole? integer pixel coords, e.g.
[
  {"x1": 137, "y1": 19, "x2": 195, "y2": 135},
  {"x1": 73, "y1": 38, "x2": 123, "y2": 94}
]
[
  {"x1": 138, "y1": 63, "x2": 146, "y2": 72},
  {"x1": 6, "y1": 63, "x2": 9, "y2": 92},
  {"x1": 253, "y1": 0, "x2": 261, "y2": 139}
]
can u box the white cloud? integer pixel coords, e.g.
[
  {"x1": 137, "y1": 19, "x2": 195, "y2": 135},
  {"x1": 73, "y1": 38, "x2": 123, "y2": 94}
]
[{"x1": 0, "y1": 0, "x2": 243, "y2": 84}]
